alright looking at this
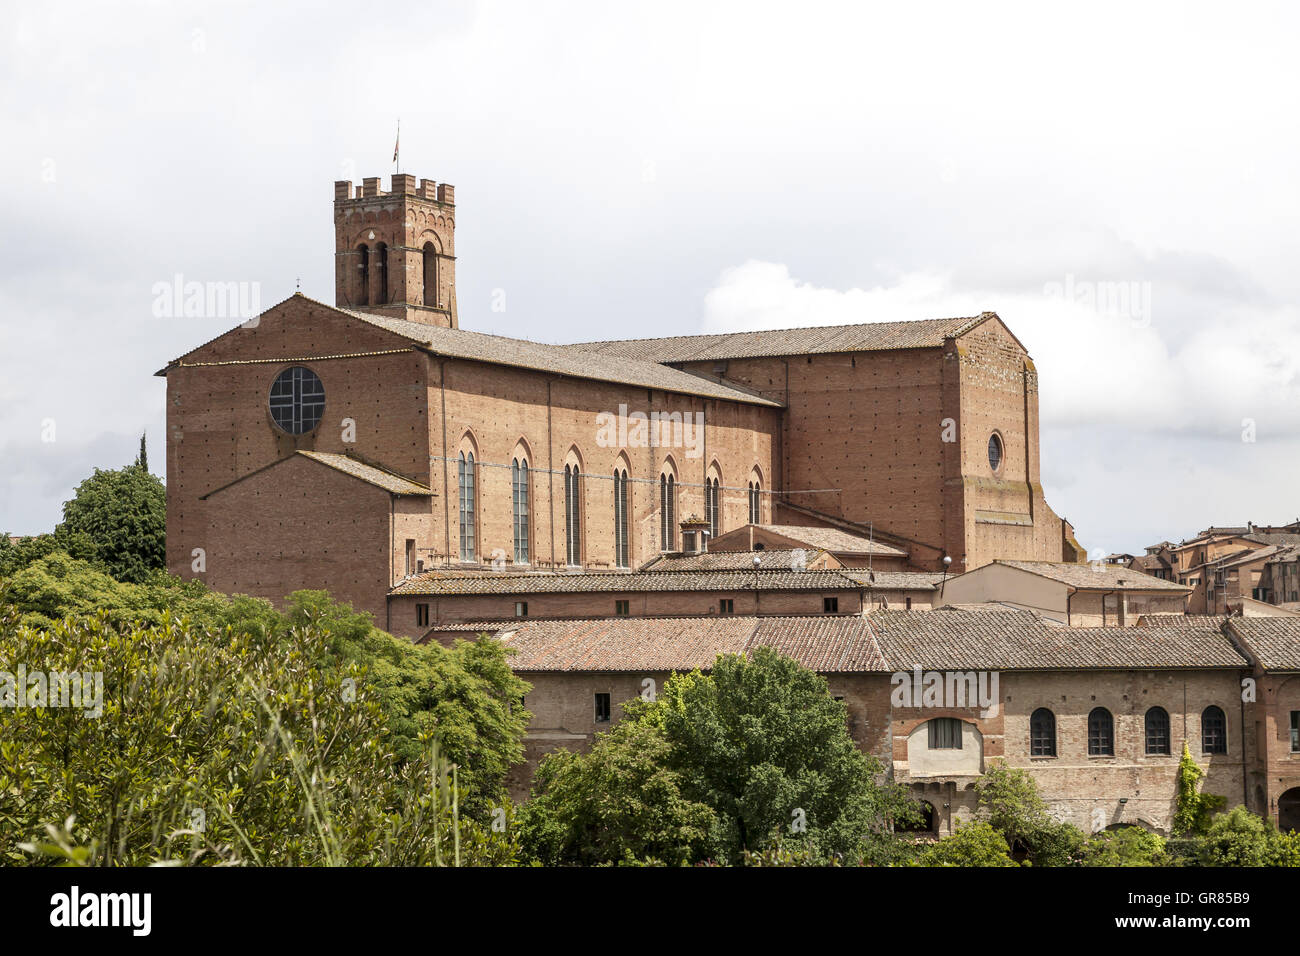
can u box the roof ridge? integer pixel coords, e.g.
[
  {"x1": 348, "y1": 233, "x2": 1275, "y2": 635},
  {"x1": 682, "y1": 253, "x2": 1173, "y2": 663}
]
[{"x1": 565, "y1": 313, "x2": 992, "y2": 350}]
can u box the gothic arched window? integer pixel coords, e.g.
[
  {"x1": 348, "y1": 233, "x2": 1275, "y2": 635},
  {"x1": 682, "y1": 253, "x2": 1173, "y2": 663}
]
[
  {"x1": 457, "y1": 451, "x2": 476, "y2": 562},
  {"x1": 512, "y1": 458, "x2": 529, "y2": 564},
  {"x1": 613, "y1": 468, "x2": 630, "y2": 569},
  {"x1": 660, "y1": 473, "x2": 676, "y2": 552},
  {"x1": 564, "y1": 464, "x2": 582, "y2": 566}
]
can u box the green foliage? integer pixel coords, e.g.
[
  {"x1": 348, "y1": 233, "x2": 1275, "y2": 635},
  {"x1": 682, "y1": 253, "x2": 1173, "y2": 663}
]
[
  {"x1": 1173, "y1": 742, "x2": 1225, "y2": 836},
  {"x1": 975, "y1": 762, "x2": 1084, "y2": 866},
  {"x1": 54, "y1": 463, "x2": 166, "y2": 583},
  {"x1": 0, "y1": 613, "x2": 517, "y2": 865},
  {"x1": 918, "y1": 821, "x2": 1019, "y2": 867},
  {"x1": 0, "y1": 534, "x2": 60, "y2": 579},
  {"x1": 1196, "y1": 806, "x2": 1300, "y2": 867},
  {"x1": 0, "y1": 559, "x2": 530, "y2": 813},
  {"x1": 520, "y1": 647, "x2": 918, "y2": 865},
  {"x1": 1080, "y1": 826, "x2": 1168, "y2": 867},
  {"x1": 629, "y1": 647, "x2": 918, "y2": 863},
  {"x1": 517, "y1": 721, "x2": 714, "y2": 866}
]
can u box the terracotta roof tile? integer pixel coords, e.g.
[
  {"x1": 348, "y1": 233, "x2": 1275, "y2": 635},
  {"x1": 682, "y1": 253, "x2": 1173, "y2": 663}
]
[
  {"x1": 390, "y1": 567, "x2": 864, "y2": 596},
  {"x1": 1227, "y1": 618, "x2": 1300, "y2": 670},
  {"x1": 752, "y1": 524, "x2": 908, "y2": 556},
  {"x1": 565, "y1": 314, "x2": 993, "y2": 362},
  {"x1": 989, "y1": 559, "x2": 1190, "y2": 591}
]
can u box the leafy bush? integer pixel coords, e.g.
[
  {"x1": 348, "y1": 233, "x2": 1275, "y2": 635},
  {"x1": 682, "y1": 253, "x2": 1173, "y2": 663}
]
[
  {"x1": 918, "y1": 821, "x2": 1019, "y2": 867},
  {"x1": 1197, "y1": 806, "x2": 1300, "y2": 867},
  {"x1": 0, "y1": 612, "x2": 517, "y2": 865},
  {"x1": 1080, "y1": 826, "x2": 1168, "y2": 866}
]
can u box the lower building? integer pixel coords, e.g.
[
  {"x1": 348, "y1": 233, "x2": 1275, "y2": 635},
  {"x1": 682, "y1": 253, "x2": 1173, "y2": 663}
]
[{"x1": 468, "y1": 606, "x2": 1300, "y2": 836}]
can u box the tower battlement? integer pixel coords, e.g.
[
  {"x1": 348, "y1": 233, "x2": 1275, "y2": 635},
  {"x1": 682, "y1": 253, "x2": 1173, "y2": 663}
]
[
  {"x1": 333, "y1": 173, "x2": 457, "y2": 327},
  {"x1": 334, "y1": 174, "x2": 454, "y2": 205}
]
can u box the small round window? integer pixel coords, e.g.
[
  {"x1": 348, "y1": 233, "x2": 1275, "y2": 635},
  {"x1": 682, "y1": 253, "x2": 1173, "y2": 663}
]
[
  {"x1": 269, "y1": 366, "x2": 325, "y2": 435},
  {"x1": 987, "y1": 433, "x2": 1003, "y2": 472}
]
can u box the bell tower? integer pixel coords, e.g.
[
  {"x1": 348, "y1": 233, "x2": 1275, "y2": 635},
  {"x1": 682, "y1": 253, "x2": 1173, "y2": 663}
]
[{"x1": 333, "y1": 173, "x2": 457, "y2": 328}]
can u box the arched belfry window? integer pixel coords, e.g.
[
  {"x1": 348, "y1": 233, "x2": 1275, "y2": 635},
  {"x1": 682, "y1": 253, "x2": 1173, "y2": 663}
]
[
  {"x1": 423, "y1": 242, "x2": 438, "y2": 307},
  {"x1": 458, "y1": 451, "x2": 476, "y2": 561},
  {"x1": 613, "y1": 467, "x2": 630, "y2": 569},
  {"x1": 376, "y1": 242, "x2": 389, "y2": 305},
  {"x1": 748, "y1": 480, "x2": 761, "y2": 525},
  {"x1": 1030, "y1": 708, "x2": 1056, "y2": 757},
  {"x1": 564, "y1": 463, "x2": 582, "y2": 567},
  {"x1": 659, "y1": 473, "x2": 676, "y2": 552},
  {"x1": 356, "y1": 244, "x2": 370, "y2": 306},
  {"x1": 512, "y1": 458, "x2": 530, "y2": 564}
]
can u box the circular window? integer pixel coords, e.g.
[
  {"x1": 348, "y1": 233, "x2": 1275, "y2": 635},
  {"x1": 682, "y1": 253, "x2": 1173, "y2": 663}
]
[
  {"x1": 269, "y1": 366, "x2": 325, "y2": 435},
  {"x1": 987, "y1": 433, "x2": 1003, "y2": 472}
]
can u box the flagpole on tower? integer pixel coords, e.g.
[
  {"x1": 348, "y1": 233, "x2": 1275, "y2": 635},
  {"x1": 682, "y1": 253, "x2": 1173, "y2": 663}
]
[{"x1": 393, "y1": 119, "x2": 400, "y2": 175}]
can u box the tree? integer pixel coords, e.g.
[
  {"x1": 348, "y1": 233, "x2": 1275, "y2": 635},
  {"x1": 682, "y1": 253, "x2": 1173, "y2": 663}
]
[
  {"x1": 629, "y1": 647, "x2": 918, "y2": 863},
  {"x1": 55, "y1": 461, "x2": 166, "y2": 583},
  {"x1": 0, "y1": 562, "x2": 531, "y2": 812},
  {"x1": 137, "y1": 431, "x2": 149, "y2": 473},
  {"x1": 919, "y1": 821, "x2": 1019, "y2": 867},
  {"x1": 1080, "y1": 826, "x2": 1168, "y2": 866},
  {"x1": 518, "y1": 721, "x2": 714, "y2": 865},
  {"x1": 1197, "y1": 806, "x2": 1299, "y2": 867},
  {"x1": 975, "y1": 761, "x2": 1085, "y2": 866},
  {"x1": 0, "y1": 612, "x2": 517, "y2": 866}
]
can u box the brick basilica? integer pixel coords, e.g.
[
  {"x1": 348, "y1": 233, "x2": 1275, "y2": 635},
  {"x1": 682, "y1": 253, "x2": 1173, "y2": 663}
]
[{"x1": 158, "y1": 172, "x2": 1300, "y2": 835}]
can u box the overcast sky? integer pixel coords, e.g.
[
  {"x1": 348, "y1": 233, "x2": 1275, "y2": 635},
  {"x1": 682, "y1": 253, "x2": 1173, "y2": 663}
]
[{"x1": 3, "y1": 0, "x2": 1299, "y2": 556}]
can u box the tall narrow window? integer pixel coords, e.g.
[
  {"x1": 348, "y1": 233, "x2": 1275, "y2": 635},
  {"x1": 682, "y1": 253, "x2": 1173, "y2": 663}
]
[
  {"x1": 423, "y1": 242, "x2": 438, "y2": 307},
  {"x1": 404, "y1": 539, "x2": 416, "y2": 577},
  {"x1": 564, "y1": 464, "x2": 581, "y2": 566},
  {"x1": 660, "y1": 474, "x2": 675, "y2": 551},
  {"x1": 356, "y1": 245, "x2": 369, "y2": 305},
  {"x1": 458, "y1": 451, "x2": 476, "y2": 561},
  {"x1": 1030, "y1": 708, "x2": 1056, "y2": 757},
  {"x1": 1202, "y1": 705, "x2": 1227, "y2": 754},
  {"x1": 748, "y1": 481, "x2": 761, "y2": 524},
  {"x1": 706, "y1": 477, "x2": 720, "y2": 539},
  {"x1": 376, "y1": 242, "x2": 389, "y2": 304},
  {"x1": 1088, "y1": 707, "x2": 1114, "y2": 756},
  {"x1": 594, "y1": 693, "x2": 611, "y2": 723},
  {"x1": 1145, "y1": 707, "x2": 1170, "y2": 755},
  {"x1": 1292, "y1": 712, "x2": 1300, "y2": 753},
  {"x1": 613, "y1": 468, "x2": 630, "y2": 568},
  {"x1": 512, "y1": 458, "x2": 530, "y2": 564}
]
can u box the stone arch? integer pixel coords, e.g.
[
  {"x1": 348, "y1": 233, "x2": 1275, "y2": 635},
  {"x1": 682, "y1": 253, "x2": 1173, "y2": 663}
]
[{"x1": 1280, "y1": 788, "x2": 1300, "y2": 834}]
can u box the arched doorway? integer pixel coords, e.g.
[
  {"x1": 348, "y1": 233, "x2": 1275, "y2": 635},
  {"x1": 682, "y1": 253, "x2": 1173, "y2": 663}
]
[
  {"x1": 1279, "y1": 788, "x2": 1300, "y2": 833},
  {"x1": 897, "y1": 799, "x2": 936, "y2": 834}
]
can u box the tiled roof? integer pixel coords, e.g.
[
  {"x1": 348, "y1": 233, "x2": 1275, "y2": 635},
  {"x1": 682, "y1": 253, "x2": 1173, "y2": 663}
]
[
  {"x1": 989, "y1": 559, "x2": 1190, "y2": 591},
  {"x1": 161, "y1": 295, "x2": 781, "y2": 408},
  {"x1": 481, "y1": 608, "x2": 1248, "y2": 674},
  {"x1": 1136, "y1": 614, "x2": 1227, "y2": 627},
  {"x1": 491, "y1": 615, "x2": 891, "y2": 673},
  {"x1": 330, "y1": 303, "x2": 783, "y2": 407},
  {"x1": 753, "y1": 524, "x2": 908, "y2": 556},
  {"x1": 1244, "y1": 532, "x2": 1300, "y2": 548},
  {"x1": 638, "y1": 549, "x2": 829, "y2": 572},
  {"x1": 203, "y1": 451, "x2": 433, "y2": 499},
  {"x1": 868, "y1": 608, "x2": 1246, "y2": 670},
  {"x1": 296, "y1": 452, "x2": 433, "y2": 495},
  {"x1": 390, "y1": 567, "x2": 865, "y2": 596},
  {"x1": 836, "y1": 570, "x2": 945, "y2": 591},
  {"x1": 1226, "y1": 618, "x2": 1300, "y2": 670},
  {"x1": 564, "y1": 314, "x2": 994, "y2": 363}
]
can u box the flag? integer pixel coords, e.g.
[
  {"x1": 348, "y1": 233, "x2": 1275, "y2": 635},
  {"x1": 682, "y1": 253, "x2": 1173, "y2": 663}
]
[{"x1": 393, "y1": 120, "x2": 400, "y2": 169}]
